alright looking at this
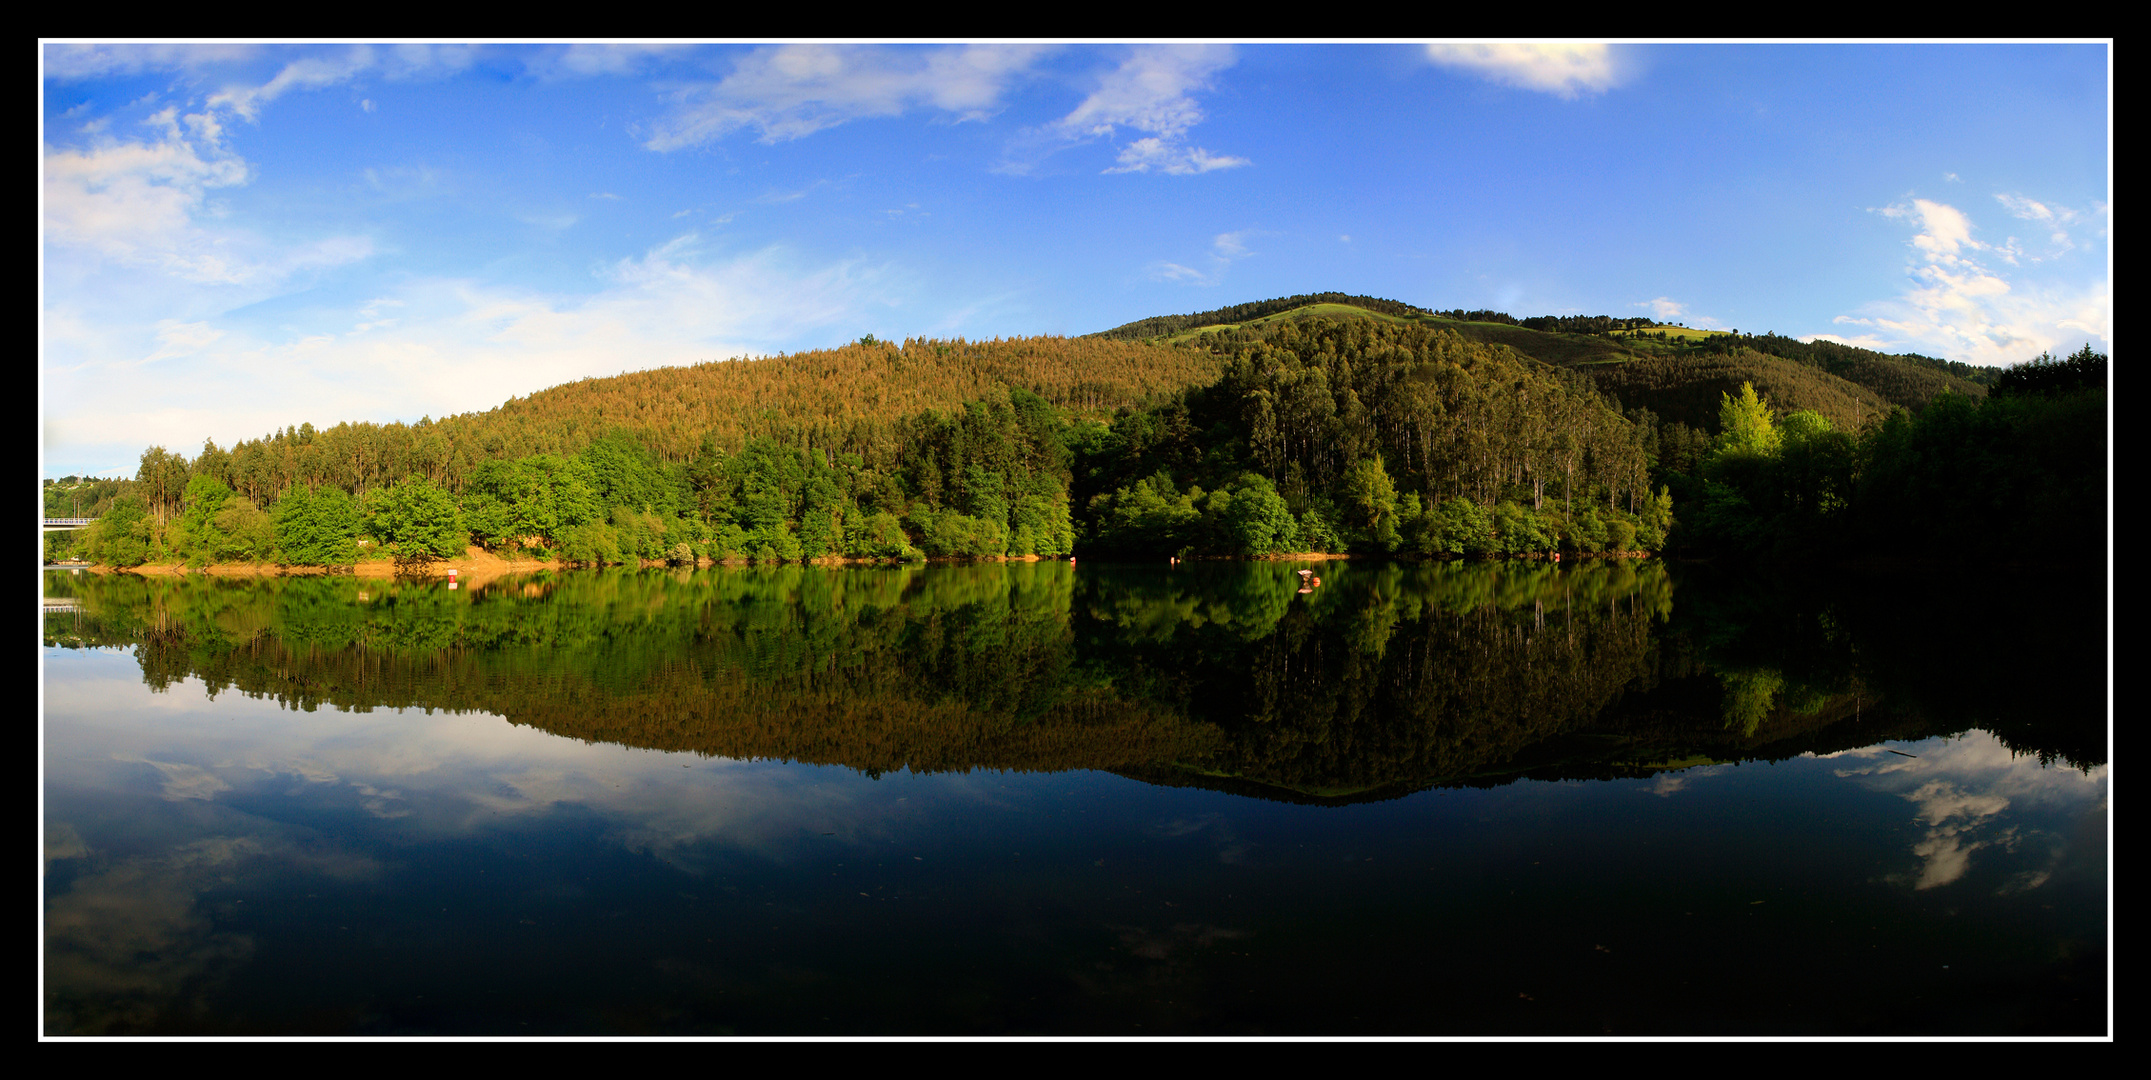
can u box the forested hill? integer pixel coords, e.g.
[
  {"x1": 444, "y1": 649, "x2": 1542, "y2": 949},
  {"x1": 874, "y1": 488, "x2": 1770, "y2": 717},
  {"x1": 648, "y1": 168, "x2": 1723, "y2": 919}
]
[
  {"x1": 452, "y1": 334, "x2": 1223, "y2": 464},
  {"x1": 1097, "y1": 295, "x2": 1991, "y2": 419},
  {"x1": 61, "y1": 289, "x2": 2097, "y2": 573},
  {"x1": 1090, "y1": 292, "x2": 1433, "y2": 340}
]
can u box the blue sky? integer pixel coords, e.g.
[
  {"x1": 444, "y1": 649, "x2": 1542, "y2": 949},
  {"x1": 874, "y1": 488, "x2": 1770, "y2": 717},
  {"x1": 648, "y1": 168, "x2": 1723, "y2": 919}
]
[{"x1": 40, "y1": 42, "x2": 2110, "y2": 479}]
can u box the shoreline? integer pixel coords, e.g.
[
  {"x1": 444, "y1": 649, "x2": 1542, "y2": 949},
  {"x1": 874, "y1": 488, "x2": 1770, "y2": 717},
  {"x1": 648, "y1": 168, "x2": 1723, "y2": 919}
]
[{"x1": 60, "y1": 547, "x2": 1655, "y2": 580}]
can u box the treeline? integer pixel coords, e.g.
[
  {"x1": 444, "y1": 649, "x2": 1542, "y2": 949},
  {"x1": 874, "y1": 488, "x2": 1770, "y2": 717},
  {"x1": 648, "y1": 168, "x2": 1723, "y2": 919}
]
[
  {"x1": 73, "y1": 316, "x2": 1683, "y2": 570},
  {"x1": 1662, "y1": 346, "x2": 2107, "y2": 560},
  {"x1": 1072, "y1": 318, "x2": 1668, "y2": 558},
  {"x1": 1425, "y1": 310, "x2": 1654, "y2": 334},
  {"x1": 1092, "y1": 292, "x2": 1433, "y2": 340},
  {"x1": 73, "y1": 388, "x2": 1087, "y2": 568},
  {"x1": 111, "y1": 335, "x2": 1221, "y2": 519}
]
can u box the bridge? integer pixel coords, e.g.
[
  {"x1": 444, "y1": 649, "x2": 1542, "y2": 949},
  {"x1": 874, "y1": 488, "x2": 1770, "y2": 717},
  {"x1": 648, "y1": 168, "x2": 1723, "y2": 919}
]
[{"x1": 42, "y1": 518, "x2": 97, "y2": 531}]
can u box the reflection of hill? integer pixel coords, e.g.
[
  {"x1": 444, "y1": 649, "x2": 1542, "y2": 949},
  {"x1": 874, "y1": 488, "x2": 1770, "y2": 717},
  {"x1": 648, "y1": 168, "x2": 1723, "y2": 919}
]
[
  {"x1": 43, "y1": 558, "x2": 2099, "y2": 796},
  {"x1": 506, "y1": 664, "x2": 1221, "y2": 774}
]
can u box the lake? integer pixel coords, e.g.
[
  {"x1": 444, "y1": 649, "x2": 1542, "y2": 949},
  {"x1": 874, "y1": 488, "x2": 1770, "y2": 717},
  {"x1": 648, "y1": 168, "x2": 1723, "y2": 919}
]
[{"x1": 40, "y1": 559, "x2": 2108, "y2": 1036}]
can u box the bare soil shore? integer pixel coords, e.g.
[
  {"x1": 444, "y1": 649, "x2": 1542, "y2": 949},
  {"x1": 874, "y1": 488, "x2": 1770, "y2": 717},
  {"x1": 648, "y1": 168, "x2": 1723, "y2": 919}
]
[{"x1": 91, "y1": 546, "x2": 559, "y2": 589}]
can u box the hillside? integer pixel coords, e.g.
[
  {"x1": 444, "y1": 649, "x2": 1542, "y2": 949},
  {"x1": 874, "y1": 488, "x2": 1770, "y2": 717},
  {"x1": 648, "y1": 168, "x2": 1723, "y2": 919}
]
[
  {"x1": 1091, "y1": 292, "x2": 1432, "y2": 340},
  {"x1": 453, "y1": 334, "x2": 1226, "y2": 463},
  {"x1": 1102, "y1": 296, "x2": 1992, "y2": 428},
  {"x1": 1583, "y1": 350, "x2": 1893, "y2": 433}
]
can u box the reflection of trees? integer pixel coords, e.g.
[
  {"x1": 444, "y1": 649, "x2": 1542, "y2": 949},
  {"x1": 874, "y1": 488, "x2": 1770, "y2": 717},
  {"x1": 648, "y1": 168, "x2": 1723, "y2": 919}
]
[
  {"x1": 1080, "y1": 562, "x2": 1671, "y2": 795},
  {"x1": 1656, "y1": 564, "x2": 2106, "y2": 771},
  {"x1": 45, "y1": 558, "x2": 2102, "y2": 797}
]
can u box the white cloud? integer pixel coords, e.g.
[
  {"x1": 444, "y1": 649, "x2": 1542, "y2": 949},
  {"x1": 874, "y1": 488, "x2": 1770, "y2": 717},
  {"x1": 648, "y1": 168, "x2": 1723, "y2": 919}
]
[
  {"x1": 198, "y1": 44, "x2": 473, "y2": 124},
  {"x1": 1994, "y1": 192, "x2": 2090, "y2": 259},
  {"x1": 1424, "y1": 43, "x2": 1628, "y2": 99},
  {"x1": 1826, "y1": 196, "x2": 2110, "y2": 366},
  {"x1": 43, "y1": 117, "x2": 252, "y2": 281},
  {"x1": 141, "y1": 320, "x2": 225, "y2": 365},
  {"x1": 44, "y1": 89, "x2": 373, "y2": 293},
  {"x1": 1638, "y1": 297, "x2": 1686, "y2": 320},
  {"x1": 1212, "y1": 231, "x2": 1253, "y2": 259},
  {"x1": 524, "y1": 43, "x2": 688, "y2": 81},
  {"x1": 1045, "y1": 45, "x2": 1248, "y2": 176},
  {"x1": 1108, "y1": 139, "x2": 1249, "y2": 176},
  {"x1": 208, "y1": 46, "x2": 377, "y2": 122},
  {"x1": 644, "y1": 44, "x2": 1052, "y2": 150},
  {"x1": 1147, "y1": 262, "x2": 1211, "y2": 285},
  {"x1": 41, "y1": 42, "x2": 260, "y2": 82}
]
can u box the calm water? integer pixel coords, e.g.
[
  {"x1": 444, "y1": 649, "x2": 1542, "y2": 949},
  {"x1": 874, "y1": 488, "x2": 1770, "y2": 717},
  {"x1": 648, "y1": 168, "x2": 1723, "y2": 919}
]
[{"x1": 41, "y1": 560, "x2": 2107, "y2": 1036}]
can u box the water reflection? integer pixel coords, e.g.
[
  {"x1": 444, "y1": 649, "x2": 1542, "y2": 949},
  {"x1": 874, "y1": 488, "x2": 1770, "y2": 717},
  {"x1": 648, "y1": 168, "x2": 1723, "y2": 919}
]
[{"x1": 42, "y1": 561, "x2": 2106, "y2": 1035}]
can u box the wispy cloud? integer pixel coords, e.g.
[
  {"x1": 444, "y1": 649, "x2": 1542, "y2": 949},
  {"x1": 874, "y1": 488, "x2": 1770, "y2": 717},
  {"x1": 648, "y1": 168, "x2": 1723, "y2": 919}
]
[
  {"x1": 1147, "y1": 262, "x2": 1211, "y2": 285},
  {"x1": 205, "y1": 44, "x2": 474, "y2": 123},
  {"x1": 644, "y1": 44, "x2": 1051, "y2": 150},
  {"x1": 43, "y1": 107, "x2": 374, "y2": 289},
  {"x1": 1029, "y1": 45, "x2": 1248, "y2": 176},
  {"x1": 1423, "y1": 43, "x2": 1630, "y2": 99},
  {"x1": 41, "y1": 42, "x2": 260, "y2": 81},
  {"x1": 1822, "y1": 196, "x2": 2110, "y2": 365},
  {"x1": 523, "y1": 43, "x2": 683, "y2": 81},
  {"x1": 1144, "y1": 228, "x2": 1264, "y2": 287},
  {"x1": 1993, "y1": 192, "x2": 2090, "y2": 260},
  {"x1": 1212, "y1": 230, "x2": 1255, "y2": 259}
]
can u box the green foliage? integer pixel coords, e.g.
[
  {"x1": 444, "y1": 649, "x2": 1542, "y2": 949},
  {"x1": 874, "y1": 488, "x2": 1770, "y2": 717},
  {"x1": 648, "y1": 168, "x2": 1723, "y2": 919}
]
[
  {"x1": 175, "y1": 474, "x2": 234, "y2": 565},
  {"x1": 1221, "y1": 473, "x2": 1299, "y2": 555},
  {"x1": 1418, "y1": 497, "x2": 1496, "y2": 556},
  {"x1": 1719, "y1": 669, "x2": 1785, "y2": 737},
  {"x1": 85, "y1": 495, "x2": 153, "y2": 567},
  {"x1": 1711, "y1": 382, "x2": 1781, "y2": 461},
  {"x1": 365, "y1": 478, "x2": 467, "y2": 563},
  {"x1": 1992, "y1": 345, "x2": 2106, "y2": 399},
  {"x1": 273, "y1": 486, "x2": 363, "y2": 567},
  {"x1": 1339, "y1": 456, "x2": 1402, "y2": 552},
  {"x1": 211, "y1": 497, "x2": 275, "y2": 563}
]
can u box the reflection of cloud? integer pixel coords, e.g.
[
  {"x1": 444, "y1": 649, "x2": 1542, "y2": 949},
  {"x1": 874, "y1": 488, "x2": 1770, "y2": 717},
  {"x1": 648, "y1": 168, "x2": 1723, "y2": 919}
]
[
  {"x1": 45, "y1": 822, "x2": 91, "y2": 870},
  {"x1": 1147, "y1": 813, "x2": 1251, "y2": 863},
  {"x1": 43, "y1": 831, "x2": 386, "y2": 1034},
  {"x1": 43, "y1": 837, "x2": 263, "y2": 1034},
  {"x1": 118, "y1": 755, "x2": 234, "y2": 801},
  {"x1": 1818, "y1": 733, "x2": 2106, "y2": 893}
]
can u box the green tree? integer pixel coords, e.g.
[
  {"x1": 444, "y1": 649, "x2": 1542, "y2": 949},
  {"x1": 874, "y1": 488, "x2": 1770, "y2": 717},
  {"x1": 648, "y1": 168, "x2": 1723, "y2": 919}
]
[
  {"x1": 85, "y1": 495, "x2": 153, "y2": 567},
  {"x1": 1713, "y1": 382, "x2": 1780, "y2": 460},
  {"x1": 1221, "y1": 473, "x2": 1298, "y2": 555},
  {"x1": 274, "y1": 485, "x2": 362, "y2": 566},
  {"x1": 365, "y1": 478, "x2": 466, "y2": 564}
]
